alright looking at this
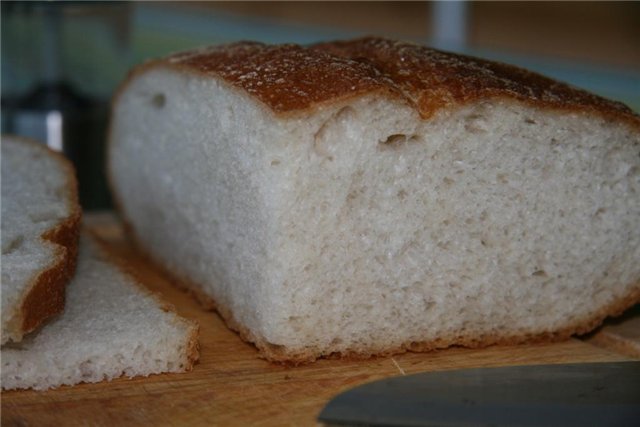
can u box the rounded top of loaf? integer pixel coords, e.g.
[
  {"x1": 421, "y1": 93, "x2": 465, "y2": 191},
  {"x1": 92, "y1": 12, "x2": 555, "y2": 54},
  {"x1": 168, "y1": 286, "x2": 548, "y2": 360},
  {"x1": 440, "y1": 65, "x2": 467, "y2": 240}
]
[{"x1": 135, "y1": 37, "x2": 639, "y2": 124}]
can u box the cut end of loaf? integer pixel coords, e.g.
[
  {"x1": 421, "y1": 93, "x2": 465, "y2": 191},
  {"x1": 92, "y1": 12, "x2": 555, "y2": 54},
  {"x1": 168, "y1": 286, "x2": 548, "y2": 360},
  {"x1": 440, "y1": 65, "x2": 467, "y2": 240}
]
[
  {"x1": 157, "y1": 261, "x2": 640, "y2": 365},
  {"x1": 109, "y1": 38, "x2": 640, "y2": 363},
  {"x1": 126, "y1": 224, "x2": 640, "y2": 365}
]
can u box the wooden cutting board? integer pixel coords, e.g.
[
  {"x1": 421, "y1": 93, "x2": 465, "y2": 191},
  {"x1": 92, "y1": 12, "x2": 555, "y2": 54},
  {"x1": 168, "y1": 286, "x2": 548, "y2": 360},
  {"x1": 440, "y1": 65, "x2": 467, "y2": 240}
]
[{"x1": 2, "y1": 213, "x2": 638, "y2": 426}]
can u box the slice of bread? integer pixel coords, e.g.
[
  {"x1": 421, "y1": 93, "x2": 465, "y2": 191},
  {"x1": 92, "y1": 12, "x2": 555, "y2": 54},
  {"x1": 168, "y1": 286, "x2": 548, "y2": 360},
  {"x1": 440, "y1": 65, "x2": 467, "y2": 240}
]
[
  {"x1": 108, "y1": 37, "x2": 640, "y2": 363},
  {"x1": 1, "y1": 136, "x2": 81, "y2": 345},
  {"x1": 1, "y1": 233, "x2": 199, "y2": 391}
]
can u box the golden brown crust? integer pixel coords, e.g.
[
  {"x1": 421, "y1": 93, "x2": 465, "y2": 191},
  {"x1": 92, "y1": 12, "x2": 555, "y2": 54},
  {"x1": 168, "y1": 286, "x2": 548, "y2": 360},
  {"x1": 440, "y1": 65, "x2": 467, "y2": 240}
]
[
  {"x1": 3, "y1": 136, "x2": 82, "y2": 342},
  {"x1": 313, "y1": 37, "x2": 640, "y2": 123},
  {"x1": 132, "y1": 37, "x2": 640, "y2": 125},
  {"x1": 162, "y1": 41, "x2": 401, "y2": 115},
  {"x1": 20, "y1": 209, "x2": 81, "y2": 334}
]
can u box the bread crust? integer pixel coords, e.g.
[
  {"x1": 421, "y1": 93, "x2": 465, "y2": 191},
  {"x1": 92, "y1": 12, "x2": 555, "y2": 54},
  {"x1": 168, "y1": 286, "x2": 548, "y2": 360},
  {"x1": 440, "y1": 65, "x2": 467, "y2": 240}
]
[
  {"x1": 115, "y1": 37, "x2": 640, "y2": 127},
  {"x1": 3, "y1": 137, "x2": 82, "y2": 343}
]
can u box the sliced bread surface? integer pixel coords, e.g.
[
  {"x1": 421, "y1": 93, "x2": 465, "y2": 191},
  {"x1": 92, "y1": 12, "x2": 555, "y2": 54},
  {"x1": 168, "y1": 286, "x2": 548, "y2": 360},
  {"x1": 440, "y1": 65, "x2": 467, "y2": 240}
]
[
  {"x1": 109, "y1": 38, "x2": 640, "y2": 363},
  {"x1": 1, "y1": 233, "x2": 199, "y2": 391},
  {"x1": 1, "y1": 136, "x2": 81, "y2": 345}
]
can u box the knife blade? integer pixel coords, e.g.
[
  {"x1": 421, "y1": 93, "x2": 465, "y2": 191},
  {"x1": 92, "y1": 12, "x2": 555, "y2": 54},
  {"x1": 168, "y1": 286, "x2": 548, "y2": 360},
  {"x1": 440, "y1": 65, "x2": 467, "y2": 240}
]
[{"x1": 318, "y1": 361, "x2": 640, "y2": 427}]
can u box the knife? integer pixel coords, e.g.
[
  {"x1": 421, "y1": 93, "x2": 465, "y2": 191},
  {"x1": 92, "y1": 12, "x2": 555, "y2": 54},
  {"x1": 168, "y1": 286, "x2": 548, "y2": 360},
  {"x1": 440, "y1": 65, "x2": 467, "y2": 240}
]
[{"x1": 318, "y1": 361, "x2": 640, "y2": 427}]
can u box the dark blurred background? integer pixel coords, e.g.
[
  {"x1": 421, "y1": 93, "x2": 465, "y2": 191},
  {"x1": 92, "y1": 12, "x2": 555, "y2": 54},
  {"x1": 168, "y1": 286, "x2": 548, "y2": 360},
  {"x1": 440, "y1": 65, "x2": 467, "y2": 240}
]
[{"x1": 2, "y1": 1, "x2": 639, "y2": 209}]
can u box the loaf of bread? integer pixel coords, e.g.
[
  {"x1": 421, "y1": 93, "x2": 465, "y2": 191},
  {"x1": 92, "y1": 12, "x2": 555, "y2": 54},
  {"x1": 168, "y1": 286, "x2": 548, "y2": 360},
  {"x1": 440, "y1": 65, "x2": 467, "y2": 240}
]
[
  {"x1": 1, "y1": 136, "x2": 81, "y2": 345},
  {"x1": 1, "y1": 233, "x2": 198, "y2": 390},
  {"x1": 109, "y1": 37, "x2": 640, "y2": 363}
]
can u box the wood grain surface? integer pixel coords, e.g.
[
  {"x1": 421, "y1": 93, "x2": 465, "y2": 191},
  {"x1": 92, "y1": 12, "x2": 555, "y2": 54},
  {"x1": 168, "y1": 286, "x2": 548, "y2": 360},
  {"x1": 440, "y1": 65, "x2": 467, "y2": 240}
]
[{"x1": 2, "y1": 213, "x2": 638, "y2": 427}]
